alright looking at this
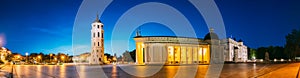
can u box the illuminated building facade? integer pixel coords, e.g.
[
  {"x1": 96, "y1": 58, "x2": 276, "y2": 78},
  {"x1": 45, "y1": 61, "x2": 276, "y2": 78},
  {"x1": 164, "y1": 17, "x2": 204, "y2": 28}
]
[
  {"x1": 73, "y1": 52, "x2": 90, "y2": 63},
  {"x1": 134, "y1": 28, "x2": 223, "y2": 65},
  {"x1": 134, "y1": 36, "x2": 211, "y2": 65},
  {"x1": 0, "y1": 47, "x2": 12, "y2": 63},
  {"x1": 90, "y1": 14, "x2": 104, "y2": 64},
  {"x1": 223, "y1": 38, "x2": 248, "y2": 62}
]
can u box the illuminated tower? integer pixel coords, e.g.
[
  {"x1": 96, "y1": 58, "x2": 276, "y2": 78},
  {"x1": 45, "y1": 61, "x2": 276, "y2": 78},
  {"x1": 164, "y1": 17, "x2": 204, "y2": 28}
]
[{"x1": 90, "y1": 14, "x2": 104, "y2": 64}]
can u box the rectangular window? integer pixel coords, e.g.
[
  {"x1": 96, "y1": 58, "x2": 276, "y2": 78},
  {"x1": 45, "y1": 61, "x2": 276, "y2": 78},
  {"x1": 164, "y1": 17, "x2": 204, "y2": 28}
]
[
  {"x1": 102, "y1": 33, "x2": 104, "y2": 38},
  {"x1": 98, "y1": 42, "x2": 100, "y2": 46}
]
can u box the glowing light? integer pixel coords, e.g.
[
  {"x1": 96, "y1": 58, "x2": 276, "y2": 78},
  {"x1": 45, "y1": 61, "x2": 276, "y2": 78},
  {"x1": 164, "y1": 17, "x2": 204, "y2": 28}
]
[
  {"x1": 25, "y1": 52, "x2": 29, "y2": 56},
  {"x1": 17, "y1": 55, "x2": 20, "y2": 58},
  {"x1": 198, "y1": 47, "x2": 203, "y2": 55},
  {"x1": 203, "y1": 48, "x2": 207, "y2": 55},
  {"x1": 274, "y1": 59, "x2": 277, "y2": 62},
  {"x1": 38, "y1": 55, "x2": 41, "y2": 59}
]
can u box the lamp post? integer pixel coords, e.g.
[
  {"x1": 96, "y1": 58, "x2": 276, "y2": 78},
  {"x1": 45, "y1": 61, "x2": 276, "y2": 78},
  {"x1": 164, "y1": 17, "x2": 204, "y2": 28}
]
[
  {"x1": 61, "y1": 56, "x2": 65, "y2": 63},
  {"x1": 49, "y1": 54, "x2": 53, "y2": 63},
  {"x1": 25, "y1": 52, "x2": 29, "y2": 63},
  {"x1": 38, "y1": 55, "x2": 41, "y2": 63}
]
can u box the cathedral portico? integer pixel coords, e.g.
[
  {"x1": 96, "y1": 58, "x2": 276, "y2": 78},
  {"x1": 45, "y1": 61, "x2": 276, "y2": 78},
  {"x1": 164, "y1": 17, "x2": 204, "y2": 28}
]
[{"x1": 134, "y1": 36, "x2": 211, "y2": 65}]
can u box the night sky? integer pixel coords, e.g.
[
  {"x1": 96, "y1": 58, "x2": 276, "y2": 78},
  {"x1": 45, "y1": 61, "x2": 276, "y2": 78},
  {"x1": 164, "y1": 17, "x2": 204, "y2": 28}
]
[{"x1": 0, "y1": 0, "x2": 299, "y2": 56}]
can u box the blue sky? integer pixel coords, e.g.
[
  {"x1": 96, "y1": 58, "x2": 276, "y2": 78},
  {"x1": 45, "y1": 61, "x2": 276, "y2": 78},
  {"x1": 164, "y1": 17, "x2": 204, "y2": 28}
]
[{"x1": 0, "y1": 0, "x2": 300, "y2": 56}]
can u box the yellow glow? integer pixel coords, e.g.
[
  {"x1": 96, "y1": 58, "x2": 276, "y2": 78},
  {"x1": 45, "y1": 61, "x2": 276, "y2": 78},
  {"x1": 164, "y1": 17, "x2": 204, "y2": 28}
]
[
  {"x1": 203, "y1": 48, "x2": 207, "y2": 55},
  {"x1": 168, "y1": 46, "x2": 174, "y2": 62},
  {"x1": 17, "y1": 55, "x2": 20, "y2": 58},
  {"x1": 168, "y1": 46, "x2": 174, "y2": 55},
  {"x1": 136, "y1": 42, "x2": 144, "y2": 65},
  {"x1": 199, "y1": 48, "x2": 203, "y2": 55},
  {"x1": 174, "y1": 46, "x2": 180, "y2": 62},
  {"x1": 38, "y1": 55, "x2": 41, "y2": 59}
]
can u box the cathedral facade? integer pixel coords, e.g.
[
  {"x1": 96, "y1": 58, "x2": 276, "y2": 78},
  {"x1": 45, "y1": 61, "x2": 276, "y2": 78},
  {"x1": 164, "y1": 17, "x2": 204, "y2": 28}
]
[
  {"x1": 89, "y1": 15, "x2": 104, "y2": 64},
  {"x1": 134, "y1": 28, "x2": 223, "y2": 65},
  {"x1": 134, "y1": 28, "x2": 248, "y2": 65}
]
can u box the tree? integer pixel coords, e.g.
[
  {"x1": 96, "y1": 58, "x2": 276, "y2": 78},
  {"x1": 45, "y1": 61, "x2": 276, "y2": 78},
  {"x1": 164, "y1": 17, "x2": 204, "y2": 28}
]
[
  {"x1": 122, "y1": 51, "x2": 132, "y2": 62},
  {"x1": 285, "y1": 29, "x2": 300, "y2": 59},
  {"x1": 249, "y1": 48, "x2": 257, "y2": 59},
  {"x1": 257, "y1": 47, "x2": 267, "y2": 59},
  {"x1": 122, "y1": 49, "x2": 136, "y2": 62},
  {"x1": 129, "y1": 49, "x2": 136, "y2": 62}
]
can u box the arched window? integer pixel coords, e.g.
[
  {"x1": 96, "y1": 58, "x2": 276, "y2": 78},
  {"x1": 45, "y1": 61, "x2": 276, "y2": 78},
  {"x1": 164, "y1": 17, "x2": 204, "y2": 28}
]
[
  {"x1": 98, "y1": 42, "x2": 100, "y2": 46},
  {"x1": 97, "y1": 25, "x2": 99, "y2": 28},
  {"x1": 93, "y1": 33, "x2": 95, "y2": 38},
  {"x1": 98, "y1": 32, "x2": 100, "y2": 37},
  {"x1": 101, "y1": 33, "x2": 103, "y2": 38}
]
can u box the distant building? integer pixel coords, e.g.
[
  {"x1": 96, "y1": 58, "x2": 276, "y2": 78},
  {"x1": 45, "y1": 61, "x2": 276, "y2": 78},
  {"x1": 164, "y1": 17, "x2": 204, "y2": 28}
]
[
  {"x1": 223, "y1": 38, "x2": 248, "y2": 62},
  {"x1": 0, "y1": 47, "x2": 12, "y2": 62},
  {"x1": 90, "y1": 14, "x2": 104, "y2": 64},
  {"x1": 73, "y1": 52, "x2": 90, "y2": 63}
]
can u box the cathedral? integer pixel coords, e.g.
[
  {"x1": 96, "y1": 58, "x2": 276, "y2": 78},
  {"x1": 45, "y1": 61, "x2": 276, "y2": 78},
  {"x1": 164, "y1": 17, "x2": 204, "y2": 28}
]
[
  {"x1": 89, "y1": 14, "x2": 104, "y2": 64},
  {"x1": 134, "y1": 28, "x2": 248, "y2": 65}
]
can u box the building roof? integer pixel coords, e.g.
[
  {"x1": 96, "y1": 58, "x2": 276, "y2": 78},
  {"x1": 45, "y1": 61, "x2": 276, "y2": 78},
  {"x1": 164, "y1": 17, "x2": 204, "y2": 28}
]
[
  {"x1": 204, "y1": 28, "x2": 219, "y2": 40},
  {"x1": 134, "y1": 36, "x2": 203, "y2": 40},
  {"x1": 204, "y1": 32, "x2": 219, "y2": 40},
  {"x1": 93, "y1": 14, "x2": 102, "y2": 23}
]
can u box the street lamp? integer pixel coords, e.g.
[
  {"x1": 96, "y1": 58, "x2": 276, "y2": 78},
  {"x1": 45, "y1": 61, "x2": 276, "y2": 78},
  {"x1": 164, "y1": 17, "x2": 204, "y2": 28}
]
[
  {"x1": 49, "y1": 54, "x2": 53, "y2": 63},
  {"x1": 25, "y1": 52, "x2": 29, "y2": 63},
  {"x1": 38, "y1": 55, "x2": 41, "y2": 63},
  {"x1": 61, "y1": 56, "x2": 65, "y2": 63}
]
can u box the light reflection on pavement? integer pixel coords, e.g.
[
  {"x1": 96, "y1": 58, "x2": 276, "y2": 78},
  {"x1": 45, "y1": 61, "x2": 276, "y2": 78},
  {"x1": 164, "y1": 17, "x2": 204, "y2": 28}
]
[{"x1": 0, "y1": 63, "x2": 297, "y2": 78}]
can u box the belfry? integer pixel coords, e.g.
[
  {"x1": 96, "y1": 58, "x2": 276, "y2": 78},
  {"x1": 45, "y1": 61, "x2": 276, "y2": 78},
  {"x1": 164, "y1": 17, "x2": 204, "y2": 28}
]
[{"x1": 90, "y1": 14, "x2": 104, "y2": 64}]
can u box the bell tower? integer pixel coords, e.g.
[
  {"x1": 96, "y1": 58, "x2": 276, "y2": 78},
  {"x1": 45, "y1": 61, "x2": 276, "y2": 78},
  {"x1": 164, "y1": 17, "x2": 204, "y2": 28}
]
[{"x1": 90, "y1": 14, "x2": 104, "y2": 64}]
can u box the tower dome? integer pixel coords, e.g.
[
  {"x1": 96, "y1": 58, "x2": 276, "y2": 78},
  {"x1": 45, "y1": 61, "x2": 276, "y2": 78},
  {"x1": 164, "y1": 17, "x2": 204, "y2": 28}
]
[{"x1": 204, "y1": 28, "x2": 219, "y2": 40}]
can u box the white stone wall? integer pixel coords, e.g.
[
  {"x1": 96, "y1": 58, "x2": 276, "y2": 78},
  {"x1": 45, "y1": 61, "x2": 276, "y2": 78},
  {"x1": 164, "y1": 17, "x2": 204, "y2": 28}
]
[
  {"x1": 224, "y1": 38, "x2": 248, "y2": 62},
  {"x1": 89, "y1": 22, "x2": 104, "y2": 64}
]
